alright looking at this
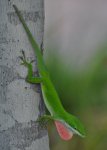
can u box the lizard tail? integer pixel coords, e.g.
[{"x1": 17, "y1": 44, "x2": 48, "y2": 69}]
[{"x1": 13, "y1": 5, "x2": 47, "y2": 73}]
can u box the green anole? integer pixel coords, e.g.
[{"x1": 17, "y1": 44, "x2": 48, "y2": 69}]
[{"x1": 13, "y1": 5, "x2": 85, "y2": 140}]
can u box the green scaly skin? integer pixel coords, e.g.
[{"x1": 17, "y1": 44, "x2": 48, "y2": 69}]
[{"x1": 13, "y1": 5, "x2": 86, "y2": 137}]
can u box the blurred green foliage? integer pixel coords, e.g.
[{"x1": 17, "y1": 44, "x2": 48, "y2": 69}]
[{"x1": 45, "y1": 44, "x2": 107, "y2": 150}]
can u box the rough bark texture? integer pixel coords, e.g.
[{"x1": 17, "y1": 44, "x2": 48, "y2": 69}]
[{"x1": 0, "y1": 0, "x2": 50, "y2": 149}]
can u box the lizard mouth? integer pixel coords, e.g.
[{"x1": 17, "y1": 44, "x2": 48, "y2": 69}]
[{"x1": 54, "y1": 120, "x2": 73, "y2": 141}]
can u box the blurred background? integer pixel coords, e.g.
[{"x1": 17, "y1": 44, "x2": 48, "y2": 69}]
[{"x1": 44, "y1": 0, "x2": 107, "y2": 150}]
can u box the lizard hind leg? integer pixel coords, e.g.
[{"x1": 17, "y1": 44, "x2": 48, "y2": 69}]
[{"x1": 19, "y1": 50, "x2": 42, "y2": 84}]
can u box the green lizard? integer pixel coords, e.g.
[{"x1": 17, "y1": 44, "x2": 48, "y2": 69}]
[{"x1": 13, "y1": 5, "x2": 85, "y2": 140}]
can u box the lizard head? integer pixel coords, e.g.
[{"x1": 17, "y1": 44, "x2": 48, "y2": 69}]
[{"x1": 54, "y1": 112, "x2": 86, "y2": 140}]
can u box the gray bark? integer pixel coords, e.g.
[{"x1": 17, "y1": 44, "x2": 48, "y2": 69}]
[{"x1": 0, "y1": 0, "x2": 50, "y2": 150}]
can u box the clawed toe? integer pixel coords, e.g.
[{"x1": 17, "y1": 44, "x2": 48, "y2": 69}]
[
  {"x1": 19, "y1": 50, "x2": 30, "y2": 66},
  {"x1": 19, "y1": 50, "x2": 35, "y2": 66},
  {"x1": 36, "y1": 117, "x2": 49, "y2": 129}
]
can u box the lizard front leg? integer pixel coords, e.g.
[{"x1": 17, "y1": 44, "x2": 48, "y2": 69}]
[
  {"x1": 20, "y1": 50, "x2": 42, "y2": 84},
  {"x1": 37, "y1": 115, "x2": 54, "y2": 128}
]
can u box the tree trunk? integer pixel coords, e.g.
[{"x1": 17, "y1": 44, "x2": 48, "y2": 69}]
[{"x1": 0, "y1": 0, "x2": 50, "y2": 149}]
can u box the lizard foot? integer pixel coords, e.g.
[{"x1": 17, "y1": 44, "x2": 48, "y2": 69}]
[
  {"x1": 36, "y1": 115, "x2": 53, "y2": 129},
  {"x1": 19, "y1": 50, "x2": 35, "y2": 67}
]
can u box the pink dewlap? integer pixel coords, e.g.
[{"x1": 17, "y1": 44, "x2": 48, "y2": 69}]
[{"x1": 55, "y1": 121, "x2": 73, "y2": 141}]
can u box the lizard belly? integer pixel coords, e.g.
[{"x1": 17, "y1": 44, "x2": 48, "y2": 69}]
[{"x1": 41, "y1": 80, "x2": 64, "y2": 116}]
